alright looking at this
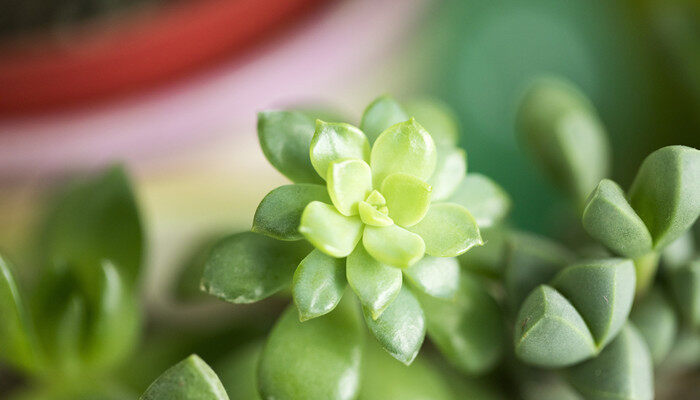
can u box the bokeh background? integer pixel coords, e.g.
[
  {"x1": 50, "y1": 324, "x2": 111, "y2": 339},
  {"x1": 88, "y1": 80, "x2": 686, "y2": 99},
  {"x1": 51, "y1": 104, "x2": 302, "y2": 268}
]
[{"x1": 1, "y1": 0, "x2": 699, "y2": 397}]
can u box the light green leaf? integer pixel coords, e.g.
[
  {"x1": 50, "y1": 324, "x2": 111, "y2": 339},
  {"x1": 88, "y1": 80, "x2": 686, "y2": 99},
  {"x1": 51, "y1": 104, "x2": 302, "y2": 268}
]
[
  {"x1": 258, "y1": 301, "x2": 363, "y2": 400},
  {"x1": 364, "y1": 287, "x2": 425, "y2": 365},
  {"x1": 140, "y1": 355, "x2": 229, "y2": 400},
  {"x1": 347, "y1": 244, "x2": 402, "y2": 319},
  {"x1": 661, "y1": 231, "x2": 695, "y2": 271},
  {"x1": 402, "y1": 98, "x2": 459, "y2": 146},
  {"x1": 257, "y1": 111, "x2": 321, "y2": 184},
  {"x1": 566, "y1": 324, "x2": 653, "y2": 400},
  {"x1": 551, "y1": 259, "x2": 636, "y2": 347},
  {"x1": 358, "y1": 201, "x2": 393, "y2": 227},
  {"x1": 292, "y1": 250, "x2": 346, "y2": 321},
  {"x1": 51, "y1": 295, "x2": 86, "y2": 376},
  {"x1": 360, "y1": 95, "x2": 409, "y2": 143},
  {"x1": 381, "y1": 173, "x2": 432, "y2": 227},
  {"x1": 408, "y1": 203, "x2": 482, "y2": 257},
  {"x1": 299, "y1": 201, "x2": 363, "y2": 257},
  {"x1": 370, "y1": 118, "x2": 437, "y2": 187},
  {"x1": 362, "y1": 225, "x2": 425, "y2": 268},
  {"x1": 326, "y1": 159, "x2": 373, "y2": 216},
  {"x1": 310, "y1": 121, "x2": 370, "y2": 180},
  {"x1": 448, "y1": 173, "x2": 511, "y2": 229},
  {"x1": 404, "y1": 256, "x2": 459, "y2": 300},
  {"x1": 514, "y1": 285, "x2": 597, "y2": 367},
  {"x1": 201, "y1": 232, "x2": 311, "y2": 303},
  {"x1": 668, "y1": 258, "x2": 700, "y2": 329},
  {"x1": 582, "y1": 179, "x2": 653, "y2": 258},
  {"x1": 629, "y1": 145, "x2": 700, "y2": 249},
  {"x1": 631, "y1": 287, "x2": 678, "y2": 364},
  {"x1": 427, "y1": 146, "x2": 467, "y2": 201},
  {"x1": 458, "y1": 227, "x2": 508, "y2": 278},
  {"x1": 253, "y1": 184, "x2": 330, "y2": 241}
]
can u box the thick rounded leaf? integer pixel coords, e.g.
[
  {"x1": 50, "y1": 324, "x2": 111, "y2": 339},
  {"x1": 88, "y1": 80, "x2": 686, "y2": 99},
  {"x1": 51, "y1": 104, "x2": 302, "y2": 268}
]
[
  {"x1": 362, "y1": 225, "x2": 425, "y2": 268},
  {"x1": 360, "y1": 95, "x2": 409, "y2": 143},
  {"x1": 358, "y1": 201, "x2": 393, "y2": 227},
  {"x1": 326, "y1": 159, "x2": 373, "y2": 216},
  {"x1": 347, "y1": 244, "x2": 402, "y2": 319},
  {"x1": 551, "y1": 259, "x2": 636, "y2": 347},
  {"x1": 514, "y1": 285, "x2": 596, "y2": 368},
  {"x1": 631, "y1": 288, "x2": 678, "y2": 364},
  {"x1": 140, "y1": 355, "x2": 229, "y2": 400},
  {"x1": 216, "y1": 342, "x2": 263, "y2": 400},
  {"x1": 381, "y1": 173, "x2": 432, "y2": 227},
  {"x1": 582, "y1": 180, "x2": 653, "y2": 258},
  {"x1": 258, "y1": 301, "x2": 363, "y2": 400},
  {"x1": 629, "y1": 145, "x2": 700, "y2": 249},
  {"x1": 668, "y1": 259, "x2": 700, "y2": 328},
  {"x1": 458, "y1": 227, "x2": 508, "y2": 278},
  {"x1": 408, "y1": 203, "x2": 482, "y2": 257},
  {"x1": 516, "y1": 77, "x2": 610, "y2": 204},
  {"x1": 566, "y1": 324, "x2": 653, "y2": 400},
  {"x1": 201, "y1": 232, "x2": 310, "y2": 303},
  {"x1": 404, "y1": 256, "x2": 459, "y2": 300},
  {"x1": 257, "y1": 111, "x2": 320, "y2": 184},
  {"x1": 370, "y1": 118, "x2": 437, "y2": 186},
  {"x1": 661, "y1": 231, "x2": 695, "y2": 270},
  {"x1": 418, "y1": 272, "x2": 504, "y2": 374},
  {"x1": 448, "y1": 174, "x2": 511, "y2": 228},
  {"x1": 310, "y1": 121, "x2": 370, "y2": 180},
  {"x1": 402, "y1": 98, "x2": 459, "y2": 146},
  {"x1": 364, "y1": 287, "x2": 425, "y2": 365},
  {"x1": 292, "y1": 250, "x2": 346, "y2": 321},
  {"x1": 428, "y1": 146, "x2": 467, "y2": 201},
  {"x1": 253, "y1": 184, "x2": 330, "y2": 240},
  {"x1": 299, "y1": 201, "x2": 363, "y2": 257}
]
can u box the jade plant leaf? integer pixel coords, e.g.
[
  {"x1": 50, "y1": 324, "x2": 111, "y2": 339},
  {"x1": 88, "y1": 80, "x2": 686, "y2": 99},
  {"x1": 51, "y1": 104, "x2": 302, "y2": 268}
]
[
  {"x1": 381, "y1": 173, "x2": 432, "y2": 227},
  {"x1": 292, "y1": 250, "x2": 347, "y2": 321},
  {"x1": 403, "y1": 256, "x2": 459, "y2": 300},
  {"x1": 408, "y1": 203, "x2": 482, "y2": 257},
  {"x1": 252, "y1": 184, "x2": 330, "y2": 241},
  {"x1": 565, "y1": 324, "x2": 653, "y2": 400},
  {"x1": 140, "y1": 355, "x2": 229, "y2": 400},
  {"x1": 257, "y1": 111, "x2": 321, "y2": 184},
  {"x1": 668, "y1": 258, "x2": 700, "y2": 328},
  {"x1": 258, "y1": 301, "x2": 363, "y2": 400},
  {"x1": 299, "y1": 201, "x2": 363, "y2": 257},
  {"x1": 428, "y1": 146, "x2": 467, "y2": 201},
  {"x1": 201, "y1": 232, "x2": 310, "y2": 303},
  {"x1": 370, "y1": 118, "x2": 437, "y2": 187},
  {"x1": 347, "y1": 244, "x2": 402, "y2": 319},
  {"x1": 363, "y1": 287, "x2": 425, "y2": 365},
  {"x1": 362, "y1": 224, "x2": 425, "y2": 268},
  {"x1": 628, "y1": 145, "x2": 700, "y2": 249},
  {"x1": 448, "y1": 173, "x2": 511, "y2": 229},
  {"x1": 630, "y1": 287, "x2": 678, "y2": 364},
  {"x1": 514, "y1": 285, "x2": 597, "y2": 368},
  {"x1": 582, "y1": 179, "x2": 653, "y2": 258},
  {"x1": 360, "y1": 95, "x2": 409, "y2": 143},
  {"x1": 310, "y1": 121, "x2": 371, "y2": 180},
  {"x1": 402, "y1": 98, "x2": 459, "y2": 146},
  {"x1": 326, "y1": 159, "x2": 373, "y2": 216}
]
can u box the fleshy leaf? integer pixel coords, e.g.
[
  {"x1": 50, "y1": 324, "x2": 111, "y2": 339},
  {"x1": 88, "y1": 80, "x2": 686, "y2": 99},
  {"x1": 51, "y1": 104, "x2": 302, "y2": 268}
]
[
  {"x1": 258, "y1": 301, "x2": 363, "y2": 400},
  {"x1": 140, "y1": 355, "x2": 229, "y2": 400},
  {"x1": 551, "y1": 258, "x2": 636, "y2": 347},
  {"x1": 582, "y1": 179, "x2": 653, "y2": 258},
  {"x1": 458, "y1": 227, "x2": 508, "y2": 278},
  {"x1": 370, "y1": 118, "x2": 437, "y2": 187},
  {"x1": 201, "y1": 232, "x2": 310, "y2": 303},
  {"x1": 360, "y1": 95, "x2": 409, "y2": 143},
  {"x1": 448, "y1": 174, "x2": 511, "y2": 228},
  {"x1": 358, "y1": 201, "x2": 393, "y2": 227},
  {"x1": 514, "y1": 285, "x2": 597, "y2": 367},
  {"x1": 381, "y1": 173, "x2": 432, "y2": 227},
  {"x1": 310, "y1": 121, "x2": 370, "y2": 180},
  {"x1": 362, "y1": 225, "x2": 425, "y2": 268},
  {"x1": 363, "y1": 287, "x2": 425, "y2": 365},
  {"x1": 253, "y1": 184, "x2": 330, "y2": 240},
  {"x1": 661, "y1": 231, "x2": 695, "y2": 270},
  {"x1": 292, "y1": 250, "x2": 346, "y2": 321},
  {"x1": 408, "y1": 203, "x2": 482, "y2": 257},
  {"x1": 565, "y1": 324, "x2": 653, "y2": 400},
  {"x1": 257, "y1": 111, "x2": 321, "y2": 184},
  {"x1": 326, "y1": 159, "x2": 373, "y2": 216},
  {"x1": 299, "y1": 201, "x2": 363, "y2": 257},
  {"x1": 402, "y1": 98, "x2": 459, "y2": 146},
  {"x1": 668, "y1": 258, "x2": 700, "y2": 329},
  {"x1": 347, "y1": 244, "x2": 402, "y2": 319},
  {"x1": 404, "y1": 256, "x2": 459, "y2": 300},
  {"x1": 427, "y1": 146, "x2": 467, "y2": 201},
  {"x1": 631, "y1": 287, "x2": 678, "y2": 364},
  {"x1": 628, "y1": 145, "x2": 700, "y2": 249}
]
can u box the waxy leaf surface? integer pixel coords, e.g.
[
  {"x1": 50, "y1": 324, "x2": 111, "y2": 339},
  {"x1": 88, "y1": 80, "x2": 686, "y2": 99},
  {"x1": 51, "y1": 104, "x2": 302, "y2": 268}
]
[
  {"x1": 448, "y1": 173, "x2": 511, "y2": 228},
  {"x1": 326, "y1": 159, "x2": 373, "y2": 216},
  {"x1": 140, "y1": 355, "x2": 229, "y2": 400},
  {"x1": 363, "y1": 225, "x2": 425, "y2": 268},
  {"x1": 310, "y1": 121, "x2": 370, "y2": 180},
  {"x1": 428, "y1": 146, "x2": 466, "y2": 201},
  {"x1": 293, "y1": 250, "x2": 346, "y2": 321},
  {"x1": 253, "y1": 184, "x2": 330, "y2": 240},
  {"x1": 299, "y1": 201, "x2": 363, "y2": 258},
  {"x1": 404, "y1": 256, "x2": 459, "y2": 300},
  {"x1": 360, "y1": 95, "x2": 409, "y2": 143},
  {"x1": 347, "y1": 244, "x2": 402, "y2": 319},
  {"x1": 381, "y1": 173, "x2": 432, "y2": 227},
  {"x1": 408, "y1": 203, "x2": 482, "y2": 257}
]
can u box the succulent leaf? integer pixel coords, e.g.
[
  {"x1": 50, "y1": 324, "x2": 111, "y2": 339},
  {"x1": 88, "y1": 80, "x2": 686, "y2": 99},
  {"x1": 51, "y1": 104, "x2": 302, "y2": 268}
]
[
  {"x1": 326, "y1": 159, "x2": 373, "y2": 216},
  {"x1": 448, "y1": 173, "x2": 512, "y2": 229},
  {"x1": 402, "y1": 98, "x2": 459, "y2": 146},
  {"x1": 631, "y1": 287, "x2": 678, "y2": 364},
  {"x1": 140, "y1": 355, "x2": 229, "y2": 400},
  {"x1": 428, "y1": 146, "x2": 467, "y2": 201},
  {"x1": 668, "y1": 258, "x2": 700, "y2": 329},
  {"x1": 404, "y1": 256, "x2": 459, "y2": 300},
  {"x1": 362, "y1": 225, "x2": 425, "y2": 268},
  {"x1": 360, "y1": 95, "x2": 409, "y2": 144},
  {"x1": 346, "y1": 244, "x2": 402, "y2": 319},
  {"x1": 381, "y1": 173, "x2": 432, "y2": 227},
  {"x1": 292, "y1": 250, "x2": 347, "y2": 321},
  {"x1": 253, "y1": 184, "x2": 330, "y2": 241},
  {"x1": 299, "y1": 201, "x2": 363, "y2": 258},
  {"x1": 408, "y1": 203, "x2": 482, "y2": 257},
  {"x1": 310, "y1": 121, "x2": 371, "y2": 181}
]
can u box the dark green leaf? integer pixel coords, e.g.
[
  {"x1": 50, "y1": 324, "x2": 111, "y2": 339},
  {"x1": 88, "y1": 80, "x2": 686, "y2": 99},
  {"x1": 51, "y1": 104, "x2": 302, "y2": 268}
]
[
  {"x1": 252, "y1": 184, "x2": 330, "y2": 240},
  {"x1": 140, "y1": 355, "x2": 229, "y2": 400},
  {"x1": 292, "y1": 250, "x2": 346, "y2": 321}
]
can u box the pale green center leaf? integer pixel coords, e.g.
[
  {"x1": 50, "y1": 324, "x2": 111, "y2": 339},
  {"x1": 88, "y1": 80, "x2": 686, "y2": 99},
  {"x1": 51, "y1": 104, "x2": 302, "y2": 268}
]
[
  {"x1": 403, "y1": 256, "x2": 459, "y2": 300},
  {"x1": 362, "y1": 225, "x2": 425, "y2": 268},
  {"x1": 370, "y1": 118, "x2": 437, "y2": 187},
  {"x1": 358, "y1": 201, "x2": 393, "y2": 227},
  {"x1": 346, "y1": 244, "x2": 402, "y2": 320},
  {"x1": 408, "y1": 203, "x2": 482, "y2": 257},
  {"x1": 292, "y1": 249, "x2": 347, "y2": 321},
  {"x1": 299, "y1": 201, "x2": 363, "y2": 258},
  {"x1": 381, "y1": 173, "x2": 432, "y2": 227},
  {"x1": 326, "y1": 159, "x2": 373, "y2": 216},
  {"x1": 310, "y1": 121, "x2": 370, "y2": 180},
  {"x1": 427, "y1": 146, "x2": 467, "y2": 202}
]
